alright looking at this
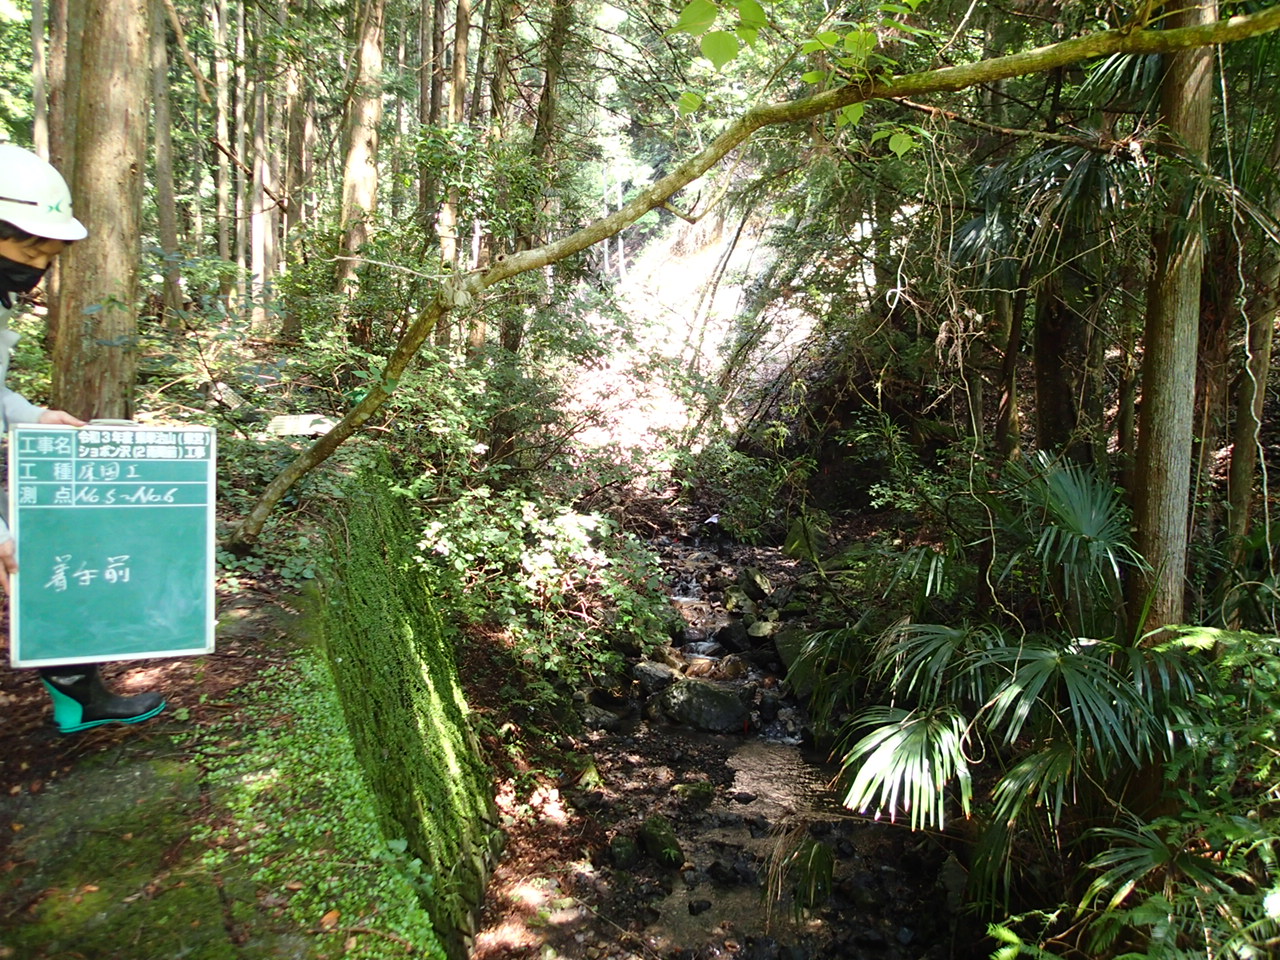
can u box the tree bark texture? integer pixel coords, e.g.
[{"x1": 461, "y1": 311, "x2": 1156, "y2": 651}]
[
  {"x1": 1129, "y1": 0, "x2": 1217, "y2": 637},
  {"x1": 150, "y1": 0, "x2": 184, "y2": 323},
  {"x1": 211, "y1": 0, "x2": 232, "y2": 297},
  {"x1": 52, "y1": 0, "x2": 149, "y2": 420},
  {"x1": 42, "y1": 0, "x2": 80, "y2": 352},
  {"x1": 336, "y1": 0, "x2": 387, "y2": 312},
  {"x1": 250, "y1": 55, "x2": 270, "y2": 331}
]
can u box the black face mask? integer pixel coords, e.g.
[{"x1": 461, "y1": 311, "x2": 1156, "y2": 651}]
[{"x1": 0, "y1": 254, "x2": 47, "y2": 310}]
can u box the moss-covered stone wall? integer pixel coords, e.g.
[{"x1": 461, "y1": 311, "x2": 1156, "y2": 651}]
[{"x1": 316, "y1": 480, "x2": 499, "y2": 960}]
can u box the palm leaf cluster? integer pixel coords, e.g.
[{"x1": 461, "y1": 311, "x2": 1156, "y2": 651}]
[
  {"x1": 794, "y1": 454, "x2": 1280, "y2": 955},
  {"x1": 792, "y1": 458, "x2": 1248, "y2": 905}
]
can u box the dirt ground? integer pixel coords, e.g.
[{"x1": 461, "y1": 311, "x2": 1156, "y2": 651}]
[{"x1": 0, "y1": 582, "x2": 291, "y2": 804}]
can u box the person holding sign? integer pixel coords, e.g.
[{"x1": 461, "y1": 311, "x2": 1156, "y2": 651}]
[{"x1": 0, "y1": 142, "x2": 165, "y2": 733}]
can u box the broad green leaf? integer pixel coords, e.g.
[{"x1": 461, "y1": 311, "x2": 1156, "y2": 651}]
[
  {"x1": 670, "y1": 0, "x2": 718, "y2": 37},
  {"x1": 700, "y1": 30, "x2": 739, "y2": 69},
  {"x1": 843, "y1": 29, "x2": 877, "y2": 62},
  {"x1": 882, "y1": 18, "x2": 943, "y2": 37},
  {"x1": 802, "y1": 30, "x2": 840, "y2": 52},
  {"x1": 836, "y1": 102, "x2": 865, "y2": 127},
  {"x1": 677, "y1": 91, "x2": 704, "y2": 114},
  {"x1": 801, "y1": 69, "x2": 826, "y2": 84},
  {"x1": 736, "y1": 25, "x2": 759, "y2": 46},
  {"x1": 878, "y1": 2, "x2": 914, "y2": 12},
  {"x1": 734, "y1": 0, "x2": 768, "y2": 30},
  {"x1": 888, "y1": 131, "x2": 915, "y2": 156}
]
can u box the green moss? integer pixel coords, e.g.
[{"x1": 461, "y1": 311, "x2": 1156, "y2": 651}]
[
  {"x1": 0, "y1": 759, "x2": 237, "y2": 959},
  {"x1": 202, "y1": 656, "x2": 449, "y2": 960},
  {"x1": 311, "y1": 478, "x2": 499, "y2": 960}
]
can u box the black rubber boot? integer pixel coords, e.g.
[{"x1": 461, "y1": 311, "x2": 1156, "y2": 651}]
[{"x1": 38, "y1": 665, "x2": 166, "y2": 734}]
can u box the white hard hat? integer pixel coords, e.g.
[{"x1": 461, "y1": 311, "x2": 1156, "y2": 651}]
[{"x1": 0, "y1": 143, "x2": 88, "y2": 241}]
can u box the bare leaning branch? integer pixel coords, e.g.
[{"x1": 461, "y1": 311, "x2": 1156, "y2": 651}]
[{"x1": 226, "y1": 6, "x2": 1280, "y2": 550}]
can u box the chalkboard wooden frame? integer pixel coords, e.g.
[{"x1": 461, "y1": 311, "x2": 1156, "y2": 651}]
[{"x1": 8, "y1": 422, "x2": 217, "y2": 667}]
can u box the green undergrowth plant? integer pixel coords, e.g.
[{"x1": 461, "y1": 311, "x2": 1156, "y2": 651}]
[
  {"x1": 413, "y1": 480, "x2": 672, "y2": 692},
  {"x1": 671, "y1": 438, "x2": 817, "y2": 542},
  {"x1": 787, "y1": 454, "x2": 1279, "y2": 955},
  {"x1": 192, "y1": 655, "x2": 447, "y2": 960},
  {"x1": 995, "y1": 629, "x2": 1280, "y2": 958}
]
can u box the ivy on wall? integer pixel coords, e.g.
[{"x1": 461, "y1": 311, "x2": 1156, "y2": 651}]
[{"x1": 315, "y1": 477, "x2": 500, "y2": 960}]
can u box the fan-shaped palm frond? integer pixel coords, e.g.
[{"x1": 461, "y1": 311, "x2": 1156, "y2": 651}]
[
  {"x1": 839, "y1": 705, "x2": 973, "y2": 831},
  {"x1": 999, "y1": 452, "x2": 1146, "y2": 633},
  {"x1": 791, "y1": 616, "x2": 880, "y2": 732},
  {"x1": 875, "y1": 620, "x2": 1005, "y2": 705},
  {"x1": 977, "y1": 640, "x2": 1155, "y2": 771},
  {"x1": 1011, "y1": 452, "x2": 1145, "y2": 594},
  {"x1": 992, "y1": 740, "x2": 1079, "y2": 831},
  {"x1": 1076, "y1": 52, "x2": 1162, "y2": 112},
  {"x1": 970, "y1": 741, "x2": 1080, "y2": 900},
  {"x1": 1082, "y1": 822, "x2": 1241, "y2": 914}
]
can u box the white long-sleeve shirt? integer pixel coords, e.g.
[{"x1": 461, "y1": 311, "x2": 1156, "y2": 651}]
[{"x1": 0, "y1": 304, "x2": 50, "y2": 542}]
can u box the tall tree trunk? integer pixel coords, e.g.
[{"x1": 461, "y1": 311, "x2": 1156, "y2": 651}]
[
  {"x1": 336, "y1": 0, "x2": 386, "y2": 333},
  {"x1": 448, "y1": 0, "x2": 469, "y2": 126},
  {"x1": 418, "y1": 0, "x2": 447, "y2": 238},
  {"x1": 430, "y1": 0, "x2": 446, "y2": 125},
  {"x1": 31, "y1": 0, "x2": 49, "y2": 156},
  {"x1": 467, "y1": 0, "x2": 493, "y2": 124},
  {"x1": 283, "y1": 6, "x2": 306, "y2": 240},
  {"x1": 1129, "y1": 0, "x2": 1216, "y2": 638},
  {"x1": 1189, "y1": 229, "x2": 1238, "y2": 559},
  {"x1": 1116, "y1": 265, "x2": 1144, "y2": 493},
  {"x1": 46, "y1": 0, "x2": 80, "y2": 177},
  {"x1": 43, "y1": 0, "x2": 81, "y2": 353},
  {"x1": 281, "y1": 43, "x2": 307, "y2": 341},
  {"x1": 487, "y1": 0, "x2": 513, "y2": 131},
  {"x1": 52, "y1": 0, "x2": 149, "y2": 420},
  {"x1": 988, "y1": 280, "x2": 1018, "y2": 460},
  {"x1": 416, "y1": 0, "x2": 437, "y2": 227},
  {"x1": 211, "y1": 0, "x2": 232, "y2": 299},
  {"x1": 150, "y1": 0, "x2": 183, "y2": 323},
  {"x1": 250, "y1": 58, "x2": 269, "y2": 331},
  {"x1": 438, "y1": 0, "x2": 470, "y2": 272},
  {"x1": 390, "y1": 22, "x2": 408, "y2": 220},
  {"x1": 187, "y1": 56, "x2": 205, "y2": 258},
  {"x1": 233, "y1": 0, "x2": 248, "y2": 301}
]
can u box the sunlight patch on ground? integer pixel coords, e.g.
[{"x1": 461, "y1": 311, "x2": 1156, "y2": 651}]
[{"x1": 472, "y1": 919, "x2": 542, "y2": 956}]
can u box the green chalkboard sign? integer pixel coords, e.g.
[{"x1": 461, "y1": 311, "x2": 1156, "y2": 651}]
[{"x1": 8, "y1": 422, "x2": 216, "y2": 667}]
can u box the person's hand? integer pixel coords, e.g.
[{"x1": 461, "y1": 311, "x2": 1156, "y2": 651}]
[
  {"x1": 0, "y1": 537, "x2": 16, "y2": 594},
  {"x1": 38, "y1": 409, "x2": 86, "y2": 427}
]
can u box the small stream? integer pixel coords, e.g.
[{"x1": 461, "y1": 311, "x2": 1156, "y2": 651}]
[
  {"x1": 619, "y1": 531, "x2": 972, "y2": 960},
  {"x1": 488, "y1": 527, "x2": 979, "y2": 960},
  {"x1": 601, "y1": 716, "x2": 963, "y2": 960}
]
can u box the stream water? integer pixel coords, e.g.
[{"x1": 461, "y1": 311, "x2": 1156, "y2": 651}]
[{"x1": 614, "y1": 529, "x2": 973, "y2": 960}]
